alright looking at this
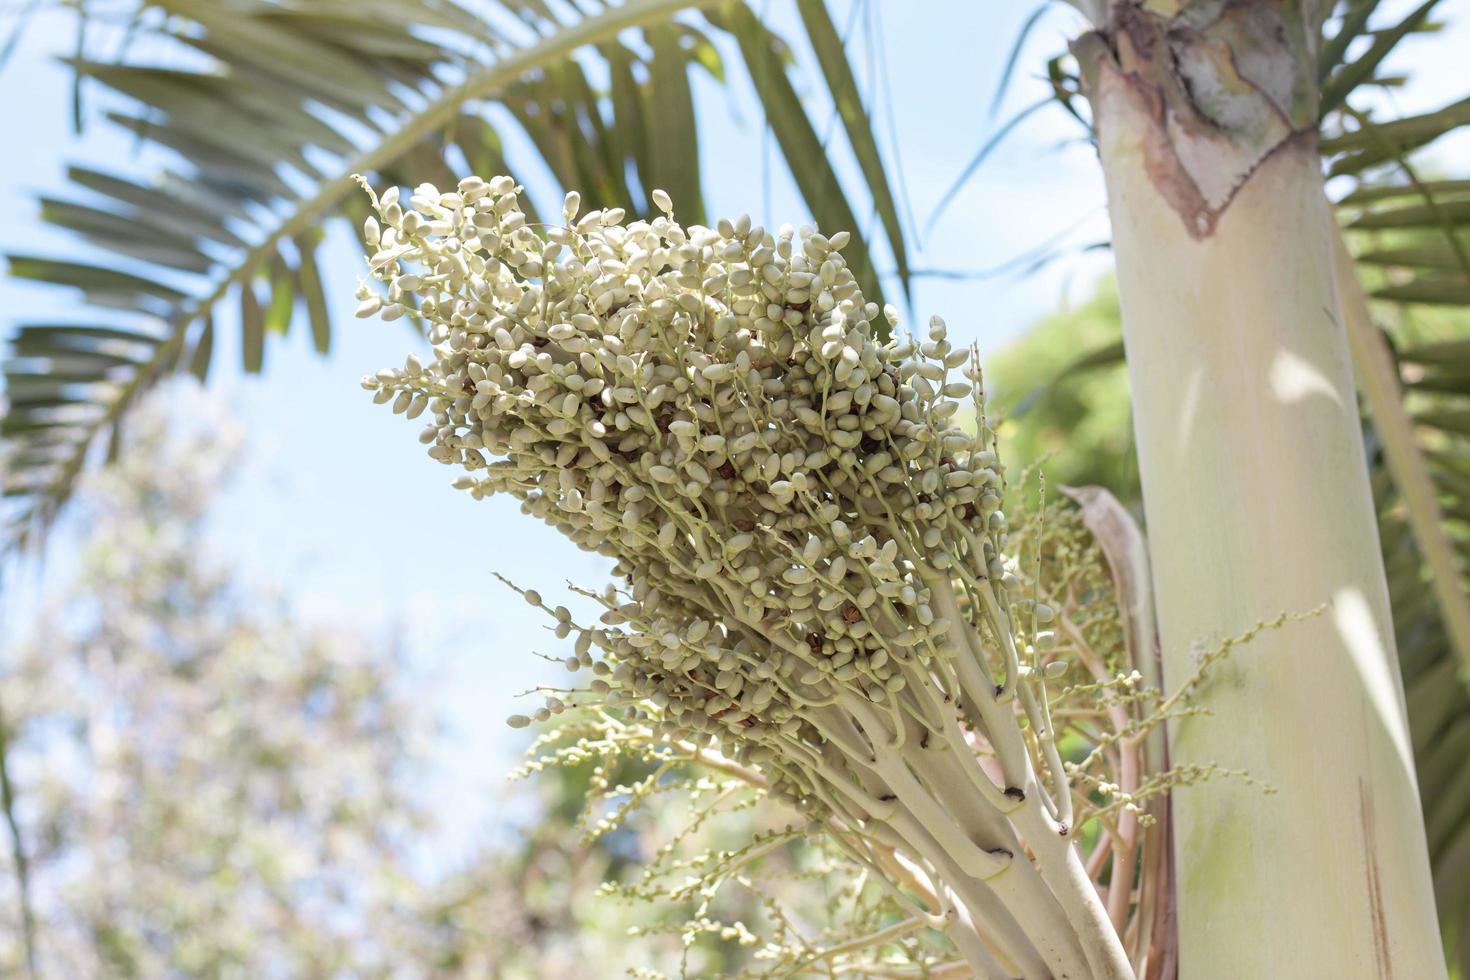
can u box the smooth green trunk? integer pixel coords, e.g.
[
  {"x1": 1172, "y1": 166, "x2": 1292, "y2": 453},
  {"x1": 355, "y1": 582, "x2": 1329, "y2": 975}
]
[{"x1": 1078, "y1": 3, "x2": 1447, "y2": 976}]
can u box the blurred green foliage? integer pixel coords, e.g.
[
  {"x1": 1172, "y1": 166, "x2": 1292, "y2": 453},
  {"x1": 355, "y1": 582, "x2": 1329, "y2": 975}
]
[{"x1": 987, "y1": 279, "x2": 1139, "y2": 505}]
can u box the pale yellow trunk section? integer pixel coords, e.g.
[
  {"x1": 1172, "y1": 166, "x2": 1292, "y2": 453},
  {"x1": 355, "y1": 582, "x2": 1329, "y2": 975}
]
[{"x1": 1095, "y1": 92, "x2": 1446, "y2": 978}]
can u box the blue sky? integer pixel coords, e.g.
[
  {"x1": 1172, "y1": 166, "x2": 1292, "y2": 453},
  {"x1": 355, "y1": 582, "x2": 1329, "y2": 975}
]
[{"x1": 2, "y1": 0, "x2": 1465, "y2": 865}]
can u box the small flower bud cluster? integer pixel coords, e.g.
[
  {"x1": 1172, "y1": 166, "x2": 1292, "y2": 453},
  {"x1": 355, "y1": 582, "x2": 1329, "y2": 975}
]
[{"x1": 356, "y1": 176, "x2": 1016, "y2": 818}]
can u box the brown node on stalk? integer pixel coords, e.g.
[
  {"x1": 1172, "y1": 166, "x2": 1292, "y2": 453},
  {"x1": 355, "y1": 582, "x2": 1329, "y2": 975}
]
[{"x1": 1073, "y1": 1, "x2": 1319, "y2": 239}]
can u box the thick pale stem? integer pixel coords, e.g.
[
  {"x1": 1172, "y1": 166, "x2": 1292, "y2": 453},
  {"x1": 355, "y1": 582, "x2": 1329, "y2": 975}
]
[
  {"x1": 1010, "y1": 800, "x2": 1135, "y2": 980},
  {"x1": 912, "y1": 746, "x2": 1097, "y2": 978},
  {"x1": 1090, "y1": 43, "x2": 1447, "y2": 977}
]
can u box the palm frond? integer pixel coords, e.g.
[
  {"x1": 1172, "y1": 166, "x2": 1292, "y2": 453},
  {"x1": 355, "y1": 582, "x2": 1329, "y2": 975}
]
[{"x1": 1, "y1": 0, "x2": 911, "y2": 550}]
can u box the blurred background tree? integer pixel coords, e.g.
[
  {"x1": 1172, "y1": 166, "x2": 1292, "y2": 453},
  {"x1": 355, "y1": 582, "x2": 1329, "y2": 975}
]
[
  {"x1": 0, "y1": 385, "x2": 431, "y2": 977},
  {"x1": 0, "y1": 386, "x2": 868, "y2": 979}
]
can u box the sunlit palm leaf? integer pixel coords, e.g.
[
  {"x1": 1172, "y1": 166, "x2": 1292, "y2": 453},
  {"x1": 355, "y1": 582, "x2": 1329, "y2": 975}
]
[{"x1": 1, "y1": 0, "x2": 911, "y2": 551}]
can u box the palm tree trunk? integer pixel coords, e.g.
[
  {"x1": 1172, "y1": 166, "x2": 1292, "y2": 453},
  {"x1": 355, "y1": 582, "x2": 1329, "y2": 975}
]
[{"x1": 1075, "y1": 3, "x2": 1446, "y2": 976}]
